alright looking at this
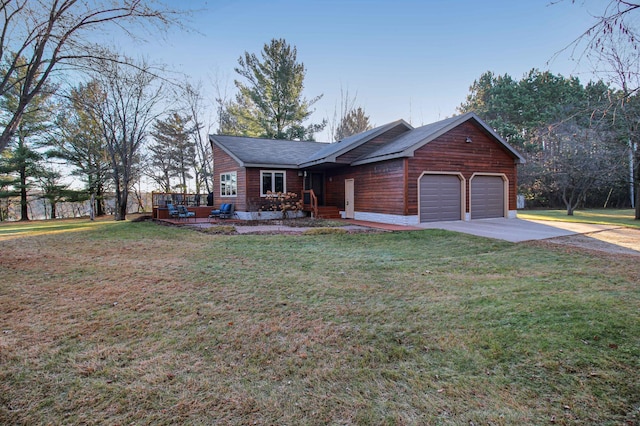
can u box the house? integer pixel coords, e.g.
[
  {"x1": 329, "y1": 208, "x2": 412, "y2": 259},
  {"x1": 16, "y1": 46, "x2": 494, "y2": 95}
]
[{"x1": 209, "y1": 112, "x2": 525, "y2": 225}]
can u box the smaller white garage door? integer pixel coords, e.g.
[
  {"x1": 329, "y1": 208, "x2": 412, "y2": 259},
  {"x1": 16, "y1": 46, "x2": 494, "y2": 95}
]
[
  {"x1": 419, "y1": 174, "x2": 462, "y2": 222},
  {"x1": 471, "y1": 175, "x2": 505, "y2": 219}
]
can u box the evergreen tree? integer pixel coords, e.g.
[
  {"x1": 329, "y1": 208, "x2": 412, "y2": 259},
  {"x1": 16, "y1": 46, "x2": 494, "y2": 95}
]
[
  {"x1": 460, "y1": 69, "x2": 626, "y2": 211},
  {"x1": 222, "y1": 38, "x2": 326, "y2": 140},
  {"x1": 48, "y1": 80, "x2": 111, "y2": 217},
  {"x1": 37, "y1": 167, "x2": 69, "y2": 219},
  {"x1": 148, "y1": 113, "x2": 196, "y2": 192},
  {"x1": 334, "y1": 107, "x2": 372, "y2": 140},
  {"x1": 0, "y1": 56, "x2": 53, "y2": 220}
]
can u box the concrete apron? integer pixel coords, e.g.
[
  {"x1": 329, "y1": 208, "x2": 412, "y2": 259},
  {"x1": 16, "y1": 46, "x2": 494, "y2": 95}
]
[{"x1": 417, "y1": 218, "x2": 621, "y2": 243}]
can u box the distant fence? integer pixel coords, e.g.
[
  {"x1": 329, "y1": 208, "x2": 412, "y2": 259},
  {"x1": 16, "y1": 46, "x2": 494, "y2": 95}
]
[
  {"x1": 151, "y1": 192, "x2": 211, "y2": 208},
  {"x1": 0, "y1": 192, "x2": 153, "y2": 221},
  {"x1": 152, "y1": 192, "x2": 213, "y2": 220}
]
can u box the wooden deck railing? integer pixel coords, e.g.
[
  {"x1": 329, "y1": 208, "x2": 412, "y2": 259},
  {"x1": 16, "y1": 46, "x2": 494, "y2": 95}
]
[{"x1": 302, "y1": 189, "x2": 318, "y2": 218}]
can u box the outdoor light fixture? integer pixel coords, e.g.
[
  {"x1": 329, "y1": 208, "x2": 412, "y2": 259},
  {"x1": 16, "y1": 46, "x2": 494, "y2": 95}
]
[{"x1": 465, "y1": 136, "x2": 472, "y2": 143}]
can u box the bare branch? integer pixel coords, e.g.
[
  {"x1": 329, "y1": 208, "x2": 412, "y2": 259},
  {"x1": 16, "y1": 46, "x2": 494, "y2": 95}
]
[{"x1": 0, "y1": 0, "x2": 189, "y2": 153}]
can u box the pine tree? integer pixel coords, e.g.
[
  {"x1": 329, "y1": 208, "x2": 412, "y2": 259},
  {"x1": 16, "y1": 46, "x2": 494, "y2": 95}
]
[
  {"x1": 0, "y1": 56, "x2": 53, "y2": 220},
  {"x1": 334, "y1": 107, "x2": 372, "y2": 140},
  {"x1": 148, "y1": 113, "x2": 196, "y2": 192},
  {"x1": 221, "y1": 38, "x2": 326, "y2": 140}
]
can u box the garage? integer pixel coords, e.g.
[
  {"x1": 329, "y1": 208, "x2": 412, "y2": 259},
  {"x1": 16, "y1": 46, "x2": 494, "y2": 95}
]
[
  {"x1": 419, "y1": 173, "x2": 462, "y2": 222},
  {"x1": 470, "y1": 175, "x2": 505, "y2": 219}
]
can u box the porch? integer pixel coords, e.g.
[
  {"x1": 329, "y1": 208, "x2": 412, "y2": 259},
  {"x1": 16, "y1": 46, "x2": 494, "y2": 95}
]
[
  {"x1": 152, "y1": 192, "x2": 214, "y2": 220},
  {"x1": 301, "y1": 189, "x2": 342, "y2": 219}
]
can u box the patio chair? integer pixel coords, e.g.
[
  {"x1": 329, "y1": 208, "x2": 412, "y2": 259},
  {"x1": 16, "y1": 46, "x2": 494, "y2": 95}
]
[
  {"x1": 177, "y1": 205, "x2": 196, "y2": 221},
  {"x1": 209, "y1": 203, "x2": 234, "y2": 219},
  {"x1": 167, "y1": 203, "x2": 180, "y2": 219},
  {"x1": 219, "y1": 203, "x2": 235, "y2": 219},
  {"x1": 209, "y1": 203, "x2": 225, "y2": 218}
]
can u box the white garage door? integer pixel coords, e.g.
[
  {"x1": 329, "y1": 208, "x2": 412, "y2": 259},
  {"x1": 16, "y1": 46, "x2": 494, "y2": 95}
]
[
  {"x1": 419, "y1": 174, "x2": 462, "y2": 222},
  {"x1": 471, "y1": 175, "x2": 505, "y2": 219}
]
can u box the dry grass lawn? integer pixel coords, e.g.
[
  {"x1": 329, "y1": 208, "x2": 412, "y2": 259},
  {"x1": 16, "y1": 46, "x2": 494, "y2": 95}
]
[{"x1": 0, "y1": 217, "x2": 638, "y2": 425}]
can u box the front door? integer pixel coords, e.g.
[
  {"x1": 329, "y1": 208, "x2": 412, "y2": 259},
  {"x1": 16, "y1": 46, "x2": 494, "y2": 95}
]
[
  {"x1": 345, "y1": 179, "x2": 354, "y2": 219},
  {"x1": 304, "y1": 172, "x2": 324, "y2": 205}
]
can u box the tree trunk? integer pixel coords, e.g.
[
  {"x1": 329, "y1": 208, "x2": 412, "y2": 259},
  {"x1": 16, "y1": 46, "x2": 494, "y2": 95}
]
[
  {"x1": 562, "y1": 189, "x2": 573, "y2": 216},
  {"x1": 19, "y1": 165, "x2": 29, "y2": 221},
  {"x1": 635, "y1": 150, "x2": 640, "y2": 220},
  {"x1": 96, "y1": 183, "x2": 106, "y2": 217},
  {"x1": 115, "y1": 186, "x2": 128, "y2": 221},
  {"x1": 90, "y1": 193, "x2": 95, "y2": 221},
  {"x1": 51, "y1": 202, "x2": 57, "y2": 219}
]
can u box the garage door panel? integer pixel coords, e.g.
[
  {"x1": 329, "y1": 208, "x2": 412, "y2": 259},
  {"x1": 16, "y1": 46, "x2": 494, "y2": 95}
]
[
  {"x1": 471, "y1": 176, "x2": 504, "y2": 219},
  {"x1": 420, "y1": 174, "x2": 462, "y2": 222}
]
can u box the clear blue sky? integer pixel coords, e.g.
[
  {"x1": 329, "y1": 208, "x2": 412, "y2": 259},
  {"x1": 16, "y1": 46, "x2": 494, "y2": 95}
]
[{"x1": 118, "y1": 0, "x2": 606, "y2": 141}]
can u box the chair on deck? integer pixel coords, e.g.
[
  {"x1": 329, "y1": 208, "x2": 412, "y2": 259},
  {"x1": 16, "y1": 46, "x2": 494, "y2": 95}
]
[
  {"x1": 177, "y1": 205, "x2": 196, "y2": 221},
  {"x1": 220, "y1": 203, "x2": 235, "y2": 219},
  {"x1": 209, "y1": 203, "x2": 234, "y2": 219},
  {"x1": 167, "y1": 203, "x2": 180, "y2": 219}
]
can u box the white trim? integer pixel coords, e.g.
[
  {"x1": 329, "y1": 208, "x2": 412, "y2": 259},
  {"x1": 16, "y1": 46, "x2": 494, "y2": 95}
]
[
  {"x1": 342, "y1": 210, "x2": 420, "y2": 226},
  {"x1": 417, "y1": 171, "x2": 466, "y2": 223},
  {"x1": 469, "y1": 173, "x2": 509, "y2": 219},
  {"x1": 219, "y1": 171, "x2": 237, "y2": 197},
  {"x1": 260, "y1": 170, "x2": 287, "y2": 197}
]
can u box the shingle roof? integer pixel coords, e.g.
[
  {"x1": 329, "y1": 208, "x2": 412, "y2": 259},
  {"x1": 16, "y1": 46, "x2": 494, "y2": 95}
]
[
  {"x1": 209, "y1": 113, "x2": 525, "y2": 168},
  {"x1": 210, "y1": 135, "x2": 327, "y2": 167},
  {"x1": 299, "y1": 119, "x2": 412, "y2": 167},
  {"x1": 352, "y1": 112, "x2": 525, "y2": 165}
]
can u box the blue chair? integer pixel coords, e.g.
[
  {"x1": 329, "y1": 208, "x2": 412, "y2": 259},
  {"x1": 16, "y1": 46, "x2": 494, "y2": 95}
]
[
  {"x1": 220, "y1": 203, "x2": 235, "y2": 219},
  {"x1": 177, "y1": 205, "x2": 196, "y2": 221},
  {"x1": 209, "y1": 203, "x2": 234, "y2": 219},
  {"x1": 167, "y1": 203, "x2": 179, "y2": 219}
]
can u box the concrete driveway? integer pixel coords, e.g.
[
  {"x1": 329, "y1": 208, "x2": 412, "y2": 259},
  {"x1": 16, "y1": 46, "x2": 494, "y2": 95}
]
[{"x1": 417, "y1": 217, "x2": 622, "y2": 243}]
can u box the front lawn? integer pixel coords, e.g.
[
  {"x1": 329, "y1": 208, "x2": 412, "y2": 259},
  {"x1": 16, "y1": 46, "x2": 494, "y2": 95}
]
[
  {"x1": 0, "y1": 219, "x2": 638, "y2": 425},
  {"x1": 518, "y1": 208, "x2": 640, "y2": 229}
]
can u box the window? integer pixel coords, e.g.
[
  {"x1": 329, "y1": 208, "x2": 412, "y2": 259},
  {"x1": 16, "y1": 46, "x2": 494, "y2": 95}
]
[
  {"x1": 220, "y1": 172, "x2": 237, "y2": 197},
  {"x1": 260, "y1": 171, "x2": 286, "y2": 196}
]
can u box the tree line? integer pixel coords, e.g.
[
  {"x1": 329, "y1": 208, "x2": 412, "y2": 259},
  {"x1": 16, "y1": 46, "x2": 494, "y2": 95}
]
[
  {"x1": 459, "y1": 69, "x2": 637, "y2": 214},
  {"x1": 0, "y1": 1, "x2": 372, "y2": 222}
]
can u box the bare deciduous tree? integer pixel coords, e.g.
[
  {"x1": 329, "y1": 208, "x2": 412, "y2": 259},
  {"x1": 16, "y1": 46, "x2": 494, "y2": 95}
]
[
  {"x1": 88, "y1": 57, "x2": 164, "y2": 221},
  {"x1": 327, "y1": 88, "x2": 372, "y2": 142},
  {"x1": 535, "y1": 120, "x2": 624, "y2": 215},
  {"x1": 557, "y1": 0, "x2": 640, "y2": 217},
  {"x1": 48, "y1": 80, "x2": 112, "y2": 217},
  {"x1": 0, "y1": 0, "x2": 184, "y2": 153},
  {"x1": 180, "y1": 81, "x2": 214, "y2": 194}
]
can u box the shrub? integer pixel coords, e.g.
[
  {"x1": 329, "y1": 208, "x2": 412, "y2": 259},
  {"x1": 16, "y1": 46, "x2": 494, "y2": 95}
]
[{"x1": 261, "y1": 191, "x2": 303, "y2": 219}]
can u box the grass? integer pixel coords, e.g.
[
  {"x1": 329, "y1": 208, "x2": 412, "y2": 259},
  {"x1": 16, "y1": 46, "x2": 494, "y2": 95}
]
[
  {"x1": 518, "y1": 208, "x2": 640, "y2": 229},
  {"x1": 0, "y1": 216, "x2": 639, "y2": 425}
]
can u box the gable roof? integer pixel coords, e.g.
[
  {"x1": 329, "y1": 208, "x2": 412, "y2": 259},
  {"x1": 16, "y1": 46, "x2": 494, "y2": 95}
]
[
  {"x1": 210, "y1": 135, "x2": 327, "y2": 168},
  {"x1": 298, "y1": 119, "x2": 412, "y2": 168},
  {"x1": 352, "y1": 112, "x2": 525, "y2": 165},
  {"x1": 209, "y1": 112, "x2": 525, "y2": 169}
]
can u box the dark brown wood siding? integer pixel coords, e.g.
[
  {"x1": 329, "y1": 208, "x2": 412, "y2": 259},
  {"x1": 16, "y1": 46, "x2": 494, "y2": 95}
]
[
  {"x1": 326, "y1": 158, "x2": 406, "y2": 214},
  {"x1": 245, "y1": 168, "x2": 304, "y2": 211},
  {"x1": 335, "y1": 124, "x2": 411, "y2": 164},
  {"x1": 407, "y1": 121, "x2": 518, "y2": 215},
  {"x1": 212, "y1": 143, "x2": 246, "y2": 210}
]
